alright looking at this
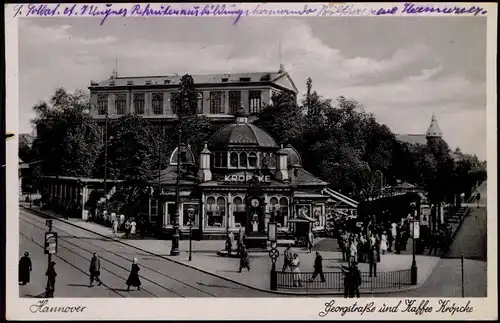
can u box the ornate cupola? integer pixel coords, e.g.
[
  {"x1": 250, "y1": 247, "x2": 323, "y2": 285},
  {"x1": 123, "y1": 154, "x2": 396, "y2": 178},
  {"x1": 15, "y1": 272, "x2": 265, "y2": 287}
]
[
  {"x1": 198, "y1": 143, "x2": 212, "y2": 182},
  {"x1": 275, "y1": 144, "x2": 289, "y2": 181},
  {"x1": 236, "y1": 107, "x2": 249, "y2": 124},
  {"x1": 426, "y1": 114, "x2": 442, "y2": 139}
]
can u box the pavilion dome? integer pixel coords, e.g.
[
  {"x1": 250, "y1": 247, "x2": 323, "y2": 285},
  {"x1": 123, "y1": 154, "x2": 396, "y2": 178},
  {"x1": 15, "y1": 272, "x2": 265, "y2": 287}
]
[{"x1": 208, "y1": 110, "x2": 278, "y2": 150}]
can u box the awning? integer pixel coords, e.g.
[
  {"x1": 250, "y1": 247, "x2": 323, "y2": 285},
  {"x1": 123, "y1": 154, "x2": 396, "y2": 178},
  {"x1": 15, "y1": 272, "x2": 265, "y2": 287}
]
[
  {"x1": 322, "y1": 188, "x2": 358, "y2": 207},
  {"x1": 288, "y1": 218, "x2": 313, "y2": 223}
]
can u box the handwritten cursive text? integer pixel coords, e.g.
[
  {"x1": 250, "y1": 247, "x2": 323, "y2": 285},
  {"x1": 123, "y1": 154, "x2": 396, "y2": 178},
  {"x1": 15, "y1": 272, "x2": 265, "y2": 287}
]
[{"x1": 30, "y1": 300, "x2": 87, "y2": 314}]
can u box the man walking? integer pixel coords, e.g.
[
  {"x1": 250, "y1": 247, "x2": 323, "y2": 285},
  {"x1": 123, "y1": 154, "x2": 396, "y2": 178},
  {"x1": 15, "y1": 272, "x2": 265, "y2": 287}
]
[
  {"x1": 368, "y1": 246, "x2": 378, "y2": 277},
  {"x1": 89, "y1": 253, "x2": 103, "y2": 287},
  {"x1": 476, "y1": 192, "x2": 481, "y2": 209},
  {"x1": 238, "y1": 246, "x2": 250, "y2": 273},
  {"x1": 309, "y1": 251, "x2": 326, "y2": 283},
  {"x1": 282, "y1": 245, "x2": 293, "y2": 272}
]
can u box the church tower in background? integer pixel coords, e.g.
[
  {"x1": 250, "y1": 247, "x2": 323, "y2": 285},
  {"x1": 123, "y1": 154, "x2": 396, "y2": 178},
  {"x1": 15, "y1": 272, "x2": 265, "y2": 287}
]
[{"x1": 426, "y1": 114, "x2": 442, "y2": 145}]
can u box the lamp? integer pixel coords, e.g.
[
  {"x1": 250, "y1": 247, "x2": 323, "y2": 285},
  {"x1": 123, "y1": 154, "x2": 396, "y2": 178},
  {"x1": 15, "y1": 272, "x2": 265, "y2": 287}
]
[{"x1": 188, "y1": 207, "x2": 195, "y2": 261}]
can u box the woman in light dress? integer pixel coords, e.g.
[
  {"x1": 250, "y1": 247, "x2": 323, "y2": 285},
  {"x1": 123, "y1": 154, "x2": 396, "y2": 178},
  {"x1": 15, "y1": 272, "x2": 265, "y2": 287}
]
[
  {"x1": 380, "y1": 231, "x2": 388, "y2": 255},
  {"x1": 112, "y1": 217, "x2": 119, "y2": 237},
  {"x1": 130, "y1": 219, "x2": 137, "y2": 236},
  {"x1": 350, "y1": 238, "x2": 358, "y2": 265},
  {"x1": 290, "y1": 253, "x2": 302, "y2": 287}
]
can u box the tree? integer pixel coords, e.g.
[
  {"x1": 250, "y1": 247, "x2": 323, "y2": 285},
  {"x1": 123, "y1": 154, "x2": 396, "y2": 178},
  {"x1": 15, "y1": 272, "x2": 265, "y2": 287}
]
[
  {"x1": 253, "y1": 91, "x2": 304, "y2": 147},
  {"x1": 171, "y1": 74, "x2": 198, "y2": 117},
  {"x1": 30, "y1": 88, "x2": 100, "y2": 181}
]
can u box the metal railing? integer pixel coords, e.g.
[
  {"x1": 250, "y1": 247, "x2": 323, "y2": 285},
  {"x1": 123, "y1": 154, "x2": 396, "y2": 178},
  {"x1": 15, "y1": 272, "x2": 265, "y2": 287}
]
[{"x1": 276, "y1": 269, "x2": 412, "y2": 291}]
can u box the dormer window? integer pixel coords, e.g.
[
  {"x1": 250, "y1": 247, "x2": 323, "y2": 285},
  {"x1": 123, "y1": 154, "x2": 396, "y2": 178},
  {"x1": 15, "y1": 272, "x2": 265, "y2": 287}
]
[
  {"x1": 164, "y1": 80, "x2": 171, "y2": 84},
  {"x1": 239, "y1": 77, "x2": 251, "y2": 82},
  {"x1": 127, "y1": 80, "x2": 134, "y2": 85},
  {"x1": 222, "y1": 78, "x2": 229, "y2": 82}
]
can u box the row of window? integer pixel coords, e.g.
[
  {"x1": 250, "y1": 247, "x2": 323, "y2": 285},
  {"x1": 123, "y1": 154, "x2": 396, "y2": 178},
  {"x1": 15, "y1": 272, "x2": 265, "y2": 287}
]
[
  {"x1": 96, "y1": 90, "x2": 263, "y2": 116},
  {"x1": 213, "y1": 151, "x2": 276, "y2": 169}
]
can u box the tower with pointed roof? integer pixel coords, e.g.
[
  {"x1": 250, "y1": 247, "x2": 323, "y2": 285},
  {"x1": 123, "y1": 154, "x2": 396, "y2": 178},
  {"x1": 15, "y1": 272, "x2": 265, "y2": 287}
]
[{"x1": 426, "y1": 114, "x2": 442, "y2": 145}]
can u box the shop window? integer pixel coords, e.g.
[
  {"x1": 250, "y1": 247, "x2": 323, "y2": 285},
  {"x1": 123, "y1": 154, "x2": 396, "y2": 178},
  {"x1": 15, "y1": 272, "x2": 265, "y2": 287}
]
[
  {"x1": 206, "y1": 196, "x2": 225, "y2": 228},
  {"x1": 134, "y1": 93, "x2": 145, "y2": 114},
  {"x1": 229, "y1": 152, "x2": 238, "y2": 168},
  {"x1": 165, "y1": 202, "x2": 176, "y2": 226},
  {"x1": 278, "y1": 197, "x2": 288, "y2": 228},
  {"x1": 115, "y1": 95, "x2": 126, "y2": 115},
  {"x1": 248, "y1": 152, "x2": 258, "y2": 168},
  {"x1": 239, "y1": 152, "x2": 247, "y2": 168},
  {"x1": 152, "y1": 93, "x2": 164, "y2": 115},
  {"x1": 182, "y1": 203, "x2": 199, "y2": 226},
  {"x1": 233, "y1": 196, "x2": 246, "y2": 228}
]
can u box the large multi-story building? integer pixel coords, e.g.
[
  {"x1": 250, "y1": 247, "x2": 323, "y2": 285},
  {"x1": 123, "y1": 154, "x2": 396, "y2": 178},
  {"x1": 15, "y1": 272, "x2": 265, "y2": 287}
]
[{"x1": 88, "y1": 64, "x2": 299, "y2": 131}]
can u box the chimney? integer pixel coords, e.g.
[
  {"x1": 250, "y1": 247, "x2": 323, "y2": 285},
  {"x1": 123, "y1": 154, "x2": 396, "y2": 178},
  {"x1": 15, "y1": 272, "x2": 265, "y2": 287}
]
[
  {"x1": 279, "y1": 63, "x2": 285, "y2": 73},
  {"x1": 275, "y1": 144, "x2": 288, "y2": 181},
  {"x1": 198, "y1": 143, "x2": 212, "y2": 182}
]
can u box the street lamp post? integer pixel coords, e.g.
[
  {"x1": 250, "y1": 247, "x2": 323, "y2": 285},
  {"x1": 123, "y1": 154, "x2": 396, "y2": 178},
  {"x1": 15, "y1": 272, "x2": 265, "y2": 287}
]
[
  {"x1": 170, "y1": 129, "x2": 182, "y2": 256},
  {"x1": 188, "y1": 207, "x2": 194, "y2": 261},
  {"x1": 411, "y1": 219, "x2": 419, "y2": 285},
  {"x1": 104, "y1": 111, "x2": 109, "y2": 211}
]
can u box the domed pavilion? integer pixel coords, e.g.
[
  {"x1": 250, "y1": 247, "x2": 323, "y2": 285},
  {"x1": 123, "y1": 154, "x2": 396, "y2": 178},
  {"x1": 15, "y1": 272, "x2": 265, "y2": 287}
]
[{"x1": 146, "y1": 110, "x2": 356, "y2": 241}]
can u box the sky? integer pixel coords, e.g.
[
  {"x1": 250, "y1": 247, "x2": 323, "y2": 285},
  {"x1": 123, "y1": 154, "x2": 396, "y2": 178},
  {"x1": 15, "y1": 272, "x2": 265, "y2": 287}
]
[{"x1": 18, "y1": 16, "x2": 487, "y2": 160}]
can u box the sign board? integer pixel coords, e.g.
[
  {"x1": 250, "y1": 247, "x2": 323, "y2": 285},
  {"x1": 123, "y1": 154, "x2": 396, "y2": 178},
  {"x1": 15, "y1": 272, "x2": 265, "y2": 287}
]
[
  {"x1": 44, "y1": 232, "x2": 58, "y2": 254},
  {"x1": 420, "y1": 206, "x2": 430, "y2": 226},
  {"x1": 267, "y1": 222, "x2": 277, "y2": 242},
  {"x1": 410, "y1": 221, "x2": 420, "y2": 239},
  {"x1": 223, "y1": 174, "x2": 271, "y2": 183}
]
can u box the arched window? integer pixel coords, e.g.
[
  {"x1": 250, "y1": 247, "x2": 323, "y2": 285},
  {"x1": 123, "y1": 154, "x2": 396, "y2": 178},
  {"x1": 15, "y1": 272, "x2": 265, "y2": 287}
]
[
  {"x1": 97, "y1": 95, "x2": 108, "y2": 115},
  {"x1": 229, "y1": 152, "x2": 238, "y2": 168},
  {"x1": 152, "y1": 93, "x2": 163, "y2": 115},
  {"x1": 269, "y1": 197, "x2": 279, "y2": 212},
  {"x1": 239, "y1": 152, "x2": 247, "y2": 168},
  {"x1": 133, "y1": 93, "x2": 145, "y2": 114},
  {"x1": 115, "y1": 95, "x2": 126, "y2": 115},
  {"x1": 248, "y1": 152, "x2": 258, "y2": 168}
]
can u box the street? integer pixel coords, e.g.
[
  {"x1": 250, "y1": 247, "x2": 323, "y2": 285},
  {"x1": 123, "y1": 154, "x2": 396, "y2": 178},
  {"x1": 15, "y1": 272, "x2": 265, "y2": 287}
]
[{"x1": 19, "y1": 208, "x2": 270, "y2": 298}]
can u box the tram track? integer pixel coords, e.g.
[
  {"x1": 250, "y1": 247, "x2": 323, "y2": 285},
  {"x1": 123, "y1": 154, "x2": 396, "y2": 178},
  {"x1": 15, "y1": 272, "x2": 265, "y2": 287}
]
[{"x1": 20, "y1": 213, "x2": 218, "y2": 297}]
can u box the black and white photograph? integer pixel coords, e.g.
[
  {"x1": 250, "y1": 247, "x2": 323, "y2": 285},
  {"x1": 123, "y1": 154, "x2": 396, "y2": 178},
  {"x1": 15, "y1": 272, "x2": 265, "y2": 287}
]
[{"x1": 5, "y1": 2, "x2": 497, "y2": 321}]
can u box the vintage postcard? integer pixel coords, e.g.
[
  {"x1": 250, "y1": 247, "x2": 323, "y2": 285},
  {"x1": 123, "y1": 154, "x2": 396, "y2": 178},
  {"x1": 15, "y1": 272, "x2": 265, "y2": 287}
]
[{"x1": 4, "y1": 2, "x2": 498, "y2": 320}]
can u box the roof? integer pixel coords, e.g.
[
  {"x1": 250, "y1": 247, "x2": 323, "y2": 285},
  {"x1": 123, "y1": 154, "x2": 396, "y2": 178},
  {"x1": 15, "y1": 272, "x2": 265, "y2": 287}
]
[
  {"x1": 155, "y1": 165, "x2": 198, "y2": 185},
  {"x1": 282, "y1": 144, "x2": 302, "y2": 167},
  {"x1": 208, "y1": 120, "x2": 278, "y2": 150},
  {"x1": 92, "y1": 71, "x2": 288, "y2": 88},
  {"x1": 396, "y1": 134, "x2": 428, "y2": 146},
  {"x1": 426, "y1": 114, "x2": 442, "y2": 138},
  {"x1": 322, "y1": 188, "x2": 359, "y2": 207}
]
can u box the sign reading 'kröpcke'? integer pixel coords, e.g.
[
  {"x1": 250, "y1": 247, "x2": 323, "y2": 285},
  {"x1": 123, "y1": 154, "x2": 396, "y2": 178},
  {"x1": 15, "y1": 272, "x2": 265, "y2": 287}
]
[{"x1": 222, "y1": 174, "x2": 272, "y2": 183}]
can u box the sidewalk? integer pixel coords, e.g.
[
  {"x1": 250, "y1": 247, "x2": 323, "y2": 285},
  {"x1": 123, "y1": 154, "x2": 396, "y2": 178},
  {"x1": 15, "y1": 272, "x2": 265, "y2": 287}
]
[{"x1": 20, "y1": 204, "x2": 440, "y2": 295}]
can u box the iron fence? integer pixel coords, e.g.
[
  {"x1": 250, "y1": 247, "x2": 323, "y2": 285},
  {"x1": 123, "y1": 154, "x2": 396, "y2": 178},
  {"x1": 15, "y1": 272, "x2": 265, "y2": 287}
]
[{"x1": 276, "y1": 269, "x2": 412, "y2": 291}]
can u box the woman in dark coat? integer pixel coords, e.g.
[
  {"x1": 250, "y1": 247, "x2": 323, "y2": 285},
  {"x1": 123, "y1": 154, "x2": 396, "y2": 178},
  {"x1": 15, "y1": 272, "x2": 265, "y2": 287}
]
[
  {"x1": 126, "y1": 258, "x2": 141, "y2": 291},
  {"x1": 18, "y1": 252, "x2": 32, "y2": 285},
  {"x1": 238, "y1": 246, "x2": 250, "y2": 272},
  {"x1": 46, "y1": 261, "x2": 57, "y2": 297}
]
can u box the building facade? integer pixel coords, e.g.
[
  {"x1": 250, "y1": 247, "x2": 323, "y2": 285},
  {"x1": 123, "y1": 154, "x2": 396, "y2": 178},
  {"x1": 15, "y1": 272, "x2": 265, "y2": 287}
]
[{"x1": 88, "y1": 65, "x2": 299, "y2": 135}]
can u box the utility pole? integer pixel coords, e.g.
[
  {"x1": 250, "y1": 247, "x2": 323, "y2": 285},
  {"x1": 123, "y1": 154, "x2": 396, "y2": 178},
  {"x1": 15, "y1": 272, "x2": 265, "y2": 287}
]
[
  {"x1": 104, "y1": 111, "x2": 108, "y2": 211},
  {"x1": 45, "y1": 219, "x2": 53, "y2": 298}
]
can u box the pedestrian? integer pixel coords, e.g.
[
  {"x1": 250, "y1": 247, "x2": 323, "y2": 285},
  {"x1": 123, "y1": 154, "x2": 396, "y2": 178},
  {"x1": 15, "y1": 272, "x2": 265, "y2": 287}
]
[
  {"x1": 307, "y1": 229, "x2": 315, "y2": 253},
  {"x1": 390, "y1": 222, "x2": 397, "y2": 251},
  {"x1": 380, "y1": 231, "x2": 388, "y2": 255},
  {"x1": 237, "y1": 228, "x2": 246, "y2": 256},
  {"x1": 119, "y1": 214, "x2": 125, "y2": 230},
  {"x1": 368, "y1": 246, "x2": 378, "y2": 277},
  {"x1": 89, "y1": 253, "x2": 103, "y2": 287},
  {"x1": 282, "y1": 244, "x2": 293, "y2": 272},
  {"x1": 18, "y1": 251, "x2": 32, "y2": 285},
  {"x1": 126, "y1": 258, "x2": 141, "y2": 291},
  {"x1": 112, "y1": 217, "x2": 119, "y2": 237},
  {"x1": 238, "y1": 246, "x2": 250, "y2": 273},
  {"x1": 341, "y1": 264, "x2": 351, "y2": 298},
  {"x1": 309, "y1": 251, "x2": 326, "y2": 283},
  {"x1": 290, "y1": 253, "x2": 302, "y2": 287},
  {"x1": 130, "y1": 218, "x2": 137, "y2": 237},
  {"x1": 45, "y1": 261, "x2": 57, "y2": 298},
  {"x1": 476, "y1": 193, "x2": 481, "y2": 208},
  {"x1": 139, "y1": 216, "x2": 146, "y2": 239},
  {"x1": 350, "y1": 262, "x2": 362, "y2": 298},
  {"x1": 225, "y1": 231, "x2": 234, "y2": 256},
  {"x1": 349, "y1": 238, "x2": 358, "y2": 264},
  {"x1": 124, "y1": 219, "x2": 131, "y2": 239}
]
